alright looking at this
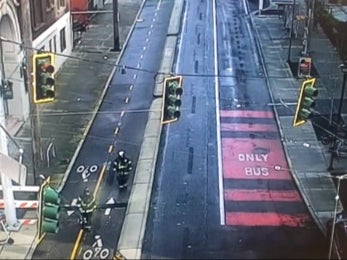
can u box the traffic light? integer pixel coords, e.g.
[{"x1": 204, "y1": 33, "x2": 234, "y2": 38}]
[
  {"x1": 293, "y1": 78, "x2": 318, "y2": 127},
  {"x1": 161, "y1": 76, "x2": 183, "y2": 124},
  {"x1": 41, "y1": 184, "x2": 61, "y2": 234},
  {"x1": 33, "y1": 52, "x2": 56, "y2": 104}
]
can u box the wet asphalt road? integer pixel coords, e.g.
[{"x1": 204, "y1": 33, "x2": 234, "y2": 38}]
[{"x1": 142, "y1": 0, "x2": 328, "y2": 259}]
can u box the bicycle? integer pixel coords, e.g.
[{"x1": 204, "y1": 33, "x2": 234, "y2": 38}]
[
  {"x1": 336, "y1": 140, "x2": 347, "y2": 158},
  {"x1": 321, "y1": 129, "x2": 347, "y2": 146},
  {"x1": 327, "y1": 138, "x2": 347, "y2": 158},
  {"x1": 0, "y1": 213, "x2": 14, "y2": 245}
]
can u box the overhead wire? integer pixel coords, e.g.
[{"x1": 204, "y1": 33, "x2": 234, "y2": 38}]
[
  {"x1": 0, "y1": 36, "x2": 345, "y2": 80},
  {"x1": 1, "y1": 36, "x2": 346, "y2": 144}
]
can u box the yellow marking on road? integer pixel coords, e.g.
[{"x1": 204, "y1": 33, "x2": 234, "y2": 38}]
[
  {"x1": 70, "y1": 229, "x2": 84, "y2": 260},
  {"x1": 94, "y1": 164, "x2": 107, "y2": 198},
  {"x1": 70, "y1": 164, "x2": 107, "y2": 259},
  {"x1": 108, "y1": 145, "x2": 113, "y2": 153}
]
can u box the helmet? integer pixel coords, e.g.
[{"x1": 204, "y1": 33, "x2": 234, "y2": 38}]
[{"x1": 118, "y1": 150, "x2": 125, "y2": 158}]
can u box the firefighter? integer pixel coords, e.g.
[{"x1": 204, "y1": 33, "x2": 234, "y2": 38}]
[
  {"x1": 77, "y1": 187, "x2": 96, "y2": 230},
  {"x1": 113, "y1": 150, "x2": 132, "y2": 188}
]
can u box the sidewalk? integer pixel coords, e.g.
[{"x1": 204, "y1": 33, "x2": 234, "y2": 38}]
[
  {"x1": 0, "y1": 0, "x2": 144, "y2": 259},
  {"x1": 250, "y1": 0, "x2": 346, "y2": 234}
]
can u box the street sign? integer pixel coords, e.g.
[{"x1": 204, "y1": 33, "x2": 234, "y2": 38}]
[{"x1": 298, "y1": 57, "x2": 312, "y2": 78}]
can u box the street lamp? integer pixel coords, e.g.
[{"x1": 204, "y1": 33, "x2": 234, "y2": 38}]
[
  {"x1": 287, "y1": 0, "x2": 297, "y2": 64},
  {"x1": 327, "y1": 61, "x2": 347, "y2": 171},
  {"x1": 328, "y1": 173, "x2": 347, "y2": 259}
]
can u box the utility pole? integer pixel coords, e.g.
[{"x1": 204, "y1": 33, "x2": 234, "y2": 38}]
[
  {"x1": 112, "y1": 0, "x2": 120, "y2": 52},
  {"x1": 18, "y1": 0, "x2": 39, "y2": 185},
  {"x1": 31, "y1": 101, "x2": 42, "y2": 184},
  {"x1": 307, "y1": 0, "x2": 315, "y2": 53},
  {"x1": 287, "y1": 0, "x2": 297, "y2": 64},
  {"x1": 327, "y1": 61, "x2": 347, "y2": 171},
  {"x1": 20, "y1": 54, "x2": 40, "y2": 185},
  {"x1": 0, "y1": 38, "x2": 19, "y2": 230}
]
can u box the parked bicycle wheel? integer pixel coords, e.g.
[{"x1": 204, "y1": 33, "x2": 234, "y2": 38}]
[{"x1": 321, "y1": 135, "x2": 332, "y2": 145}]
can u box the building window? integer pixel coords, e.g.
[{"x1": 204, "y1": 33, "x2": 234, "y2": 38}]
[
  {"x1": 53, "y1": 35, "x2": 57, "y2": 53},
  {"x1": 56, "y1": 0, "x2": 65, "y2": 9},
  {"x1": 46, "y1": 0, "x2": 54, "y2": 11},
  {"x1": 60, "y1": 28, "x2": 66, "y2": 52},
  {"x1": 32, "y1": 0, "x2": 44, "y2": 29}
]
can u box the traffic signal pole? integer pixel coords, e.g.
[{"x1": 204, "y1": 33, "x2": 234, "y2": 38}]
[
  {"x1": 33, "y1": 106, "x2": 43, "y2": 167},
  {"x1": 28, "y1": 53, "x2": 42, "y2": 184}
]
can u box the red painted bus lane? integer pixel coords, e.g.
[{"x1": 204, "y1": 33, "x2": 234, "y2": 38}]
[
  {"x1": 226, "y1": 212, "x2": 310, "y2": 227},
  {"x1": 220, "y1": 109, "x2": 310, "y2": 227},
  {"x1": 220, "y1": 110, "x2": 274, "y2": 119},
  {"x1": 221, "y1": 122, "x2": 277, "y2": 132},
  {"x1": 222, "y1": 138, "x2": 291, "y2": 180},
  {"x1": 224, "y1": 189, "x2": 302, "y2": 202}
]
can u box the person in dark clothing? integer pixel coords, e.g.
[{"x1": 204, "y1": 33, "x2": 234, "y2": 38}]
[
  {"x1": 113, "y1": 150, "x2": 132, "y2": 188},
  {"x1": 77, "y1": 187, "x2": 96, "y2": 230}
]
